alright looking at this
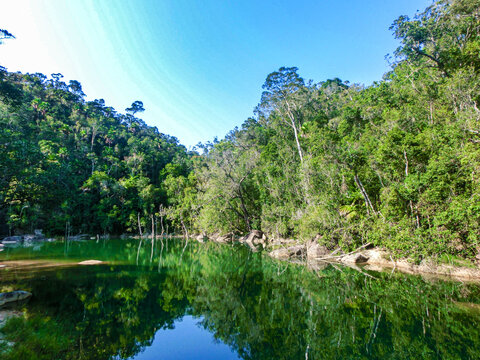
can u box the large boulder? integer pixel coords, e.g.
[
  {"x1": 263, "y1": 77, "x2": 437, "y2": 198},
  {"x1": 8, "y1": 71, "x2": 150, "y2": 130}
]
[
  {"x1": 1, "y1": 236, "x2": 23, "y2": 244},
  {"x1": 244, "y1": 230, "x2": 265, "y2": 250},
  {"x1": 68, "y1": 234, "x2": 89, "y2": 241},
  {"x1": 23, "y1": 233, "x2": 48, "y2": 247},
  {"x1": 269, "y1": 248, "x2": 290, "y2": 260},
  {"x1": 194, "y1": 234, "x2": 207, "y2": 243},
  {"x1": 78, "y1": 260, "x2": 103, "y2": 265},
  {"x1": 0, "y1": 309, "x2": 22, "y2": 326},
  {"x1": 212, "y1": 233, "x2": 236, "y2": 244},
  {"x1": 268, "y1": 237, "x2": 296, "y2": 247},
  {"x1": 363, "y1": 249, "x2": 391, "y2": 266},
  {"x1": 0, "y1": 291, "x2": 32, "y2": 308},
  {"x1": 306, "y1": 240, "x2": 330, "y2": 260},
  {"x1": 341, "y1": 252, "x2": 370, "y2": 264},
  {"x1": 269, "y1": 245, "x2": 306, "y2": 260}
]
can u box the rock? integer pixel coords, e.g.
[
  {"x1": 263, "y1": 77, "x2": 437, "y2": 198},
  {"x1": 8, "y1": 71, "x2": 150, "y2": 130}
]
[
  {"x1": 0, "y1": 291, "x2": 32, "y2": 308},
  {"x1": 78, "y1": 260, "x2": 103, "y2": 265},
  {"x1": 363, "y1": 249, "x2": 391, "y2": 266},
  {"x1": 1, "y1": 236, "x2": 23, "y2": 244},
  {"x1": 307, "y1": 240, "x2": 330, "y2": 260},
  {"x1": 341, "y1": 252, "x2": 370, "y2": 264},
  {"x1": 269, "y1": 237, "x2": 297, "y2": 247},
  {"x1": 34, "y1": 229, "x2": 43, "y2": 236},
  {"x1": 288, "y1": 245, "x2": 306, "y2": 257},
  {"x1": 0, "y1": 309, "x2": 22, "y2": 325},
  {"x1": 269, "y1": 245, "x2": 306, "y2": 260},
  {"x1": 212, "y1": 233, "x2": 236, "y2": 244},
  {"x1": 1, "y1": 239, "x2": 21, "y2": 248},
  {"x1": 195, "y1": 234, "x2": 207, "y2": 243},
  {"x1": 307, "y1": 261, "x2": 328, "y2": 271},
  {"x1": 23, "y1": 233, "x2": 47, "y2": 247},
  {"x1": 269, "y1": 248, "x2": 290, "y2": 260},
  {"x1": 68, "y1": 234, "x2": 89, "y2": 241},
  {"x1": 418, "y1": 259, "x2": 439, "y2": 274},
  {"x1": 245, "y1": 230, "x2": 265, "y2": 250}
]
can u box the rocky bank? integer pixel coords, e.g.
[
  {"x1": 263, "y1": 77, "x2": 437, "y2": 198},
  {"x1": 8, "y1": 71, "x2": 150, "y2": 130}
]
[{"x1": 197, "y1": 230, "x2": 480, "y2": 282}]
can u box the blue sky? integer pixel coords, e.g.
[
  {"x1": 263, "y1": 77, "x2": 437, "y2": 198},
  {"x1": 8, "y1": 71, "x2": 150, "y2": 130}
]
[{"x1": 0, "y1": 0, "x2": 431, "y2": 148}]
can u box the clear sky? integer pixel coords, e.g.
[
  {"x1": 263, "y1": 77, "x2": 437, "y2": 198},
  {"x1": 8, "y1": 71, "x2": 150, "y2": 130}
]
[{"x1": 0, "y1": 0, "x2": 431, "y2": 148}]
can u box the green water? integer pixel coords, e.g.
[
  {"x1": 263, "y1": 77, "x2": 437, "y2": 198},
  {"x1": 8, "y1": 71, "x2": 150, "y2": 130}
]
[{"x1": 1, "y1": 238, "x2": 480, "y2": 359}]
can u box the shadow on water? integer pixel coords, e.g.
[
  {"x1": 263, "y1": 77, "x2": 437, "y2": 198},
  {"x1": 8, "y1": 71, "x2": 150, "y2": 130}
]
[{"x1": 1, "y1": 238, "x2": 480, "y2": 359}]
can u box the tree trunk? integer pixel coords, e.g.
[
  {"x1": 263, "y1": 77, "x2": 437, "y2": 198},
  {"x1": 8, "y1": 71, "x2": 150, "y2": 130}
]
[
  {"x1": 285, "y1": 101, "x2": 304, "y2": 163},
  {"x1": 291, "y1": 119, "x2": 304, "y2": 164},
  {"x1": 354, "y1": 174, "x2": 376, "y2": 215},
  {"x1": 150, "y1": 214, "x2": 155, "y2": 262},
  {"x1": 403, "y1": 150, "x2": 409, "y2": 177},
  {"x1": 179, "y1": 216, "x2": 189, "y2": 264},
  {"x1": 137, "y1": 212, "x2": 143, "y2": 237}
]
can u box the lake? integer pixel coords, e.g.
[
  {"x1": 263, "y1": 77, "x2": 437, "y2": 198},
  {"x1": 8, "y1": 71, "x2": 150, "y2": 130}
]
[{"x1": 1, "y1": 238, "x2": 480, "y2": 359}]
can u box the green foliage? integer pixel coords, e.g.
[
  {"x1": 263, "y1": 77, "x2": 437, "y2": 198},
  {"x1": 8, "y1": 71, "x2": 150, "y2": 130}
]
[
  {"x1": 178, "y1": 0, "x2": 480, "y2": 260},
  {"x1": 0, "y1": 71, "x2": 190, "y2": 236}
]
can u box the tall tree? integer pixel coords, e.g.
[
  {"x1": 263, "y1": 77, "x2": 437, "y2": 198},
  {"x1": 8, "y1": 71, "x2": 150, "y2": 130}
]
[{"x1": 256, "y1": 67, "x2": 307, "y2": 164}]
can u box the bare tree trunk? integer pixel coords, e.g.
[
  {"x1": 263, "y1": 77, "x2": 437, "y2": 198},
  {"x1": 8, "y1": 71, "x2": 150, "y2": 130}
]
[
  {"x1": 291, "y1": 119, "x2": 304, "y2": 164},
  {"x1": 354, "y1": 174, "x2": 376, "y2": 215},
  {"x1": 160, "y1": 215, "x2": 164, "y2": 237},
  {"x1": 166, "y1": 224, "x2": 169, "y2": 251},
  {"x1": 158, "y1": 238, "x2": 164, "y2": 273},
  {"x1": 181, "y1": 217, "x2": 189, "y2": 243},
  {"x1": 136, "y1": 237, "x2": 143, "y2": 265},
  {"x1": 179, "y1": 217, "x2": 189, "y2": 264},
  {"x1": 137, "y1": 212, "x2": 143, "y2": 237},
  {"x1": 284, "y1": 99, "x2": 304, "y2": 163},
  {"x1": 159, "y1": 205, "x2": 165, "y2": 237},
  {"x1": 150, "y1": 214, "x2": 155, "y2": 262}
]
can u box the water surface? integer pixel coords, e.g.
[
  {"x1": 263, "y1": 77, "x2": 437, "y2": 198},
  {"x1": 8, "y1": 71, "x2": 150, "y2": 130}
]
[{"x1": 0, "y1": 238, "x2": 480, "y2": 359}]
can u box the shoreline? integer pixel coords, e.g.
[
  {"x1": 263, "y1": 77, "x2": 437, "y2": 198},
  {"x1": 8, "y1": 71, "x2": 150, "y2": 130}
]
[
  {"x1": 3, "y1": 232, "x2": 480, "y2": 282},
  {"x1": 199, "y1": 231, "x2": 480, "y2": 282}
]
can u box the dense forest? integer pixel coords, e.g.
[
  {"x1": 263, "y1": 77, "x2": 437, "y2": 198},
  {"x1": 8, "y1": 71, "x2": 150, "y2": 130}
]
[
  {"x1": 0, "y1": 68, "x2": 192, "y2": 236},
  {"x1": 1, "y1": 0, "x2": 480, "y2": 260}
]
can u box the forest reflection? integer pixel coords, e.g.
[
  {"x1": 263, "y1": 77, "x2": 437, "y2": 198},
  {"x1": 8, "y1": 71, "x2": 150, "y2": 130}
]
[{"x1": 1, "y1": 239, "x2": 480, "y2": 360}]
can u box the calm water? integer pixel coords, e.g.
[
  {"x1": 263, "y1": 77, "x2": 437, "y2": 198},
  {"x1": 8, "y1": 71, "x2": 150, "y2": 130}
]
[{"x1": 1, "y1": 238, "x2": 480, "y2": 359}]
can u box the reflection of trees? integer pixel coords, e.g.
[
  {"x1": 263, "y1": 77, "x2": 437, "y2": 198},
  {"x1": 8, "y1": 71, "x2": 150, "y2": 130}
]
[
  {"x1": 1, "y1": 265, "x2": 190, "y2": 360},
  {"x1": 190, "y1": 249, "x2": 480, "y2": 360},
  {"x1": 2, "y1": 240, "x2": 480, "y2": 359}
]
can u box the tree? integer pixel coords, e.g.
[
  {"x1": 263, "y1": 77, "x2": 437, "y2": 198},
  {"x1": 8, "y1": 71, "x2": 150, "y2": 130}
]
[
  {"x1": 126, "y1": 101, "x2": 145, "y2": 116},
  {"x1": 256, "y1": 67, "x2": 307, "y2": 164},
  {"x1": 390, "y1": 0, "x2": 480, "y2": 75},
  {"x1": 0, "y1": 29, "x2": 14, "y2": 44}
]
